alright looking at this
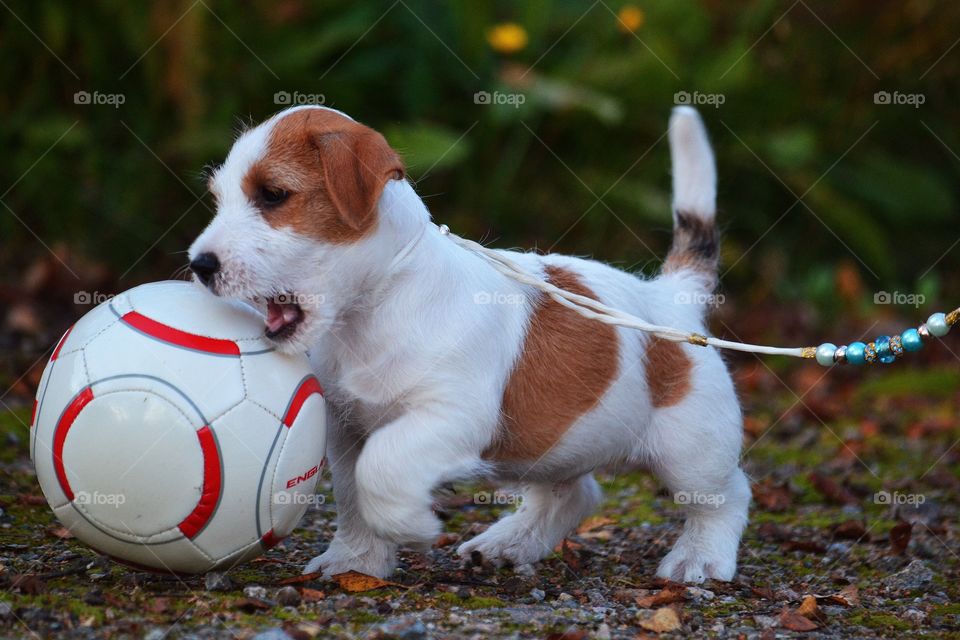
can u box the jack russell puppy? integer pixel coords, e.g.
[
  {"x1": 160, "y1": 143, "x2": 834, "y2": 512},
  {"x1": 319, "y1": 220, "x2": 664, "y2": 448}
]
[{"x1": 188, "y1": 104, "x2": 749, "y2": 583}]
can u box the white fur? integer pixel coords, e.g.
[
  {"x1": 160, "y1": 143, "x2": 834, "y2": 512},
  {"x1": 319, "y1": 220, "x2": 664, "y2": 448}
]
[{"x1": 189, "y1": 105, "x2": 748, "y2": 583}]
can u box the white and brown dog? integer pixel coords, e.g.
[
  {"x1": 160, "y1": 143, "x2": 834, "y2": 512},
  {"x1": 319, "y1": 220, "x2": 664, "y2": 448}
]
[{"x1": 188, "y1": 105, "x2": 749, "y2": 583}]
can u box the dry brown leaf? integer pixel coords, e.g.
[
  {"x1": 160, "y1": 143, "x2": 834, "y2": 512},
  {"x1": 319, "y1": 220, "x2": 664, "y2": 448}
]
[
  {"x1": 545, "y1": 631, "x2": 588, "y2": 640},
  {"x1": 752, "y1": 481, "x2": 792, "y2": 512},
  {"x1": 890, "y1": 521, "x2": 912, "y2": 555},
  {"x1": 797, "y1": 595, "x2": 818, "y2": 618},
  {"x1": 576, "y1": 516, "x2": 614, "y2": 534},
  {"x1": 10, "y1": 574, "x2": 44, "y2": 594},
  {"x1": 832, "y1": 519, "x2": 868, "y2": 541},
  {"x1": 233, "y1": 597, "x2": 271, "y2": 612},
  {"x1": 636, "y1": 583, "x2": 687, "y2": 608},
  {"x1": 433, "y1": 533, "x2": 459, "y2": 548},
  {"x1": 639, "y1": 607, "x2": 681, "y2": 633},
  {"x1": 300, "y1": 588, "x2": 325, "y2": 603},
  {"x1": 828, "y1": 584, "x2": 860, "y2": 607},
  {"x1": 807, "y1": 472, "x2": 858, "y2": 506},
  {"x1": 561, "y1": 539, "x2": 581, "y2": 571},
  {"x1": 332, "y1": 571, "x2": 397, "y2": 592},
  {"x1": 48, "y1": 526, "x2": 74, "y2": 539},
  {"x1": 147, "y1": 597, "x2": 172, "y2": 614},
  {"x1": 751, "y1": 586, "x2": 776, "y2": 600},
  {"x1": 278, "y1": 572, "x2": 321, "y2": 585},
  {"x1": 779, "y1": 607, "x2": 819, "y2": 631}
]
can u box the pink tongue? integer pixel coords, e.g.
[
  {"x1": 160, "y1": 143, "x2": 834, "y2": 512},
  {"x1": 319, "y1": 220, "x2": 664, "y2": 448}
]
[{"x1": 266, "y1": 302, "x2": 286, "y2": 333}]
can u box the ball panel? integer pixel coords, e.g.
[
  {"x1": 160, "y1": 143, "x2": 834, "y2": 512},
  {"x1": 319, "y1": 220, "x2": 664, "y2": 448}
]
[
  {"x1": 83, "y1": 320, "x2": 246, "y2": 423},
  {"x1": 209, "y1": 538, "x2": 270, "y2": 572},
  {"x1": 123, "y1": 281, "x2": 267, "y2": 343},
  {"x1": 269, "y1": 388, "x2": 326, "y2": 538},
  {"x1": 192, "y1": 401, "x2": 278, "y2": 559},
  {"x1": 61, "y1": 391, "x2": 204, "y2": 539},
  {"x1": 50, "y1": 295, "x2": 120, "y2": 361},
  {"x1": 53, "y1": 502, "x2": 215, "y2": 574},
  {"x1": 242, "y1": 353, "x2": 321, "y2": 418},
  {"x1": 33, "y1": 349, "x2": 90, "y2": 507}
]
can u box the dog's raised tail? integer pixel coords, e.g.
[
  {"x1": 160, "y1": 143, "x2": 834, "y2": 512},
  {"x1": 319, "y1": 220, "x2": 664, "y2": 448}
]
[{"x1": 663, "y1": 106, "x2": 719, "y2": 292}]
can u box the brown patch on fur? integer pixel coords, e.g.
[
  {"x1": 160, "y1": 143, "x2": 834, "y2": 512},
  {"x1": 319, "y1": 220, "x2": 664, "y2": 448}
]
[
  {"x1": 645, "y1": 337, "x2": 692, "y2": 408},
  {"x1": 242, "y1": 109, "x2": 404, "y2": 243},
  {"x1": 484, "y1": 265, "x2": 620, "y2": 462},
  {"x1": 663, "y1": 211, "x2": 719, "y2": 286}
]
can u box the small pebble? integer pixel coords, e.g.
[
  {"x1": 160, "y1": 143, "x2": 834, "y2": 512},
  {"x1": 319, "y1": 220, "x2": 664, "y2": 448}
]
[
  {"x1": 244, "y1": 585, "x2": 268, "y2": 599},
  {"x1": 377, "y1": 618, "x2": 427, "y2": 640},
  {"x1": 530, "y1": 588, "x2": 546, "y2": 602},
  {"x1": 883, "y1": 559, "x2": 934, "y2": 590},
  {"x1": 251, "y1": 628, "x2": 293, "y2": 640},
  {"x1": 0, "y1": 602, "x2": 12, "y2": 619},
  {"x1": 903, "y1": 608, "x2": 927, "y2": 625},
  {"x1": 143, "y1": 630, "x2": 165, "y2": 640},
  {"x1": 204, "y1": 571, "x2": 234, "y2": 592},
  {"x1": 687, "y1": 586, "x2": 715, "y2": 601},
  {"x1": 276, "y1": 585, "x2": 301, "y2": 607},
  {"x1": 558, "y1": 592, "x2": 575, "y2": 602}
]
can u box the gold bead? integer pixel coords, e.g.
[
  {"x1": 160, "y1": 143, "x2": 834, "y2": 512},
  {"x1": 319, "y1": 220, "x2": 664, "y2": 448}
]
[{"x1": 688, "y1": 333, "x2": 709, "y2": 347}]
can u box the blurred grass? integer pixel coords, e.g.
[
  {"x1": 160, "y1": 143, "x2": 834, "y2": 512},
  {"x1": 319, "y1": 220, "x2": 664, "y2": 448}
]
[{"x1": 2, "y1": 0, "x2": 959, "y2": 315}]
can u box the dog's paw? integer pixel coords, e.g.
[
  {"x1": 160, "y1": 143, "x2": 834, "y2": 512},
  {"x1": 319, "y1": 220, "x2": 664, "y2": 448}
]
[
  {"x1": 456, "y1": 518, "x2": 553, "y2": 568},
  {"x1": 656, "y1": 536, "x2": 736, "y2": 584},
  {"x1": 358, "y1": 498, "x2": 441, "y2": 549},
  {"x1": 302, "y1": 539, "x2": 396, "y2": 579}
]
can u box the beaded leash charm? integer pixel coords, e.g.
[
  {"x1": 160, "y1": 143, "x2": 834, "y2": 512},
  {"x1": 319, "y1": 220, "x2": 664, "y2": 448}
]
[{"x1": 812, "y1": 310, "x2": 959, "y2": 367}]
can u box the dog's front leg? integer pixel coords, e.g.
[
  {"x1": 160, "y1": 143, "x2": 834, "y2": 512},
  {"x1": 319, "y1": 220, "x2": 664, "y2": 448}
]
[
  {"x1": 355, "y1": 409, "x2": 484, "y2": 547},
  {"x1": 304, "y1": 414, "x2": 398, "y2": 578}
]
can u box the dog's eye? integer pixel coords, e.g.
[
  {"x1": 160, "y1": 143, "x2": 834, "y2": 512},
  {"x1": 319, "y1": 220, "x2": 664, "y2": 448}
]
[{"x1": 259, "y1": 186, "x2": 289, "y2": 207}]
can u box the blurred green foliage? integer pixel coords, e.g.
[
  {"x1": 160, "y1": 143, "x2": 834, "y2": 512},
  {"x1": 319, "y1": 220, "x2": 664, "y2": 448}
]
[{"x1": 2, "y1": 0, "x2": 960, "y2": 313}]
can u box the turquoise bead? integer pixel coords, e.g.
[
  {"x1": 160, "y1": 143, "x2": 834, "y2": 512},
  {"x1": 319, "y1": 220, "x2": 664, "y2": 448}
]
[
  {"x1": 846, "y1": 341, "x2": 867, "y2": 365},
  {"x1": 874, "y1": 335, "x2": 896, "y2": 364},
  {"x1": 901, "y1": 328, "x2": 923, "y2": 352},
  {"x1": 927, "y1": 312, "x2": 950, "y2": 337},
  {"x1": 815, "y1": 343, "x2": 837, "y2": 366}
]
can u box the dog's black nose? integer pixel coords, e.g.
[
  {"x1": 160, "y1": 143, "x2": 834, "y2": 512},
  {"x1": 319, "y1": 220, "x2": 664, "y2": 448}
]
[{"x1": 190, "y1": 252, "x2": 220, "y2": 286}]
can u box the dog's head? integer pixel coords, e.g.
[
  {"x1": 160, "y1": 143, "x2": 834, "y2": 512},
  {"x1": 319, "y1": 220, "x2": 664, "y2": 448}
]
[{"x1": 188, "y1": 106, "x2": 405, "y2": 352}]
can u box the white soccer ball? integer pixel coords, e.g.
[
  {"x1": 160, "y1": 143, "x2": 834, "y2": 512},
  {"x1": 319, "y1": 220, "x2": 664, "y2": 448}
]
[{"x1": 30, "y1": 281, "x2": 326, "y2": 574}]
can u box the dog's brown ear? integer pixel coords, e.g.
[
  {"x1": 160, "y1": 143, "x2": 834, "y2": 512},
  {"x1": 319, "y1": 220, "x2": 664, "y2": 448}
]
[{"x1": 315, "y1": 129, "x2": 404, "y2": 231}]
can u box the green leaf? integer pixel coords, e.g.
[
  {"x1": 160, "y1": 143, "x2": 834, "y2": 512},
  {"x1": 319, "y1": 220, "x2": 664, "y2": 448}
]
[{"x1": 383, "y1": 124, "x2": 472, "y2": 175}]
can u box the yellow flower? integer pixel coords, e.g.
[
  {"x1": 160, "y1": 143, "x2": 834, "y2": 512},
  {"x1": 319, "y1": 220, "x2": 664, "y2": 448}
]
[
  {"x1": 617, "y1": 5, "x2": 645, "y2": 33},
  {"x1": 487, "y1": 22, "x2": 528, "y2": 54}
]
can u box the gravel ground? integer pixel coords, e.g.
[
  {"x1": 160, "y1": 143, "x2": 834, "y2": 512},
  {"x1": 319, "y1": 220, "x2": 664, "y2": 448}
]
[{"x1": 2, "y1": 358, "x2": 960, "y2": 638}]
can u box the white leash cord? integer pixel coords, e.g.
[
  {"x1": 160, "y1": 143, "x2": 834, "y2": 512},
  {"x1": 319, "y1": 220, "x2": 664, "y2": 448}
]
[{"x1": 438, "y1": 224, "x2": 814, "y2": 359}]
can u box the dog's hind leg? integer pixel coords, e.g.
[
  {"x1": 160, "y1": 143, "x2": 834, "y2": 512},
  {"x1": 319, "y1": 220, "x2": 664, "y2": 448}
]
[
  {"x1": 649, "y1": 399, "x2": 750, "y2": 583},
  {"x1": 456, "y1": 474, "x2": 601, "y2": 568}
]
